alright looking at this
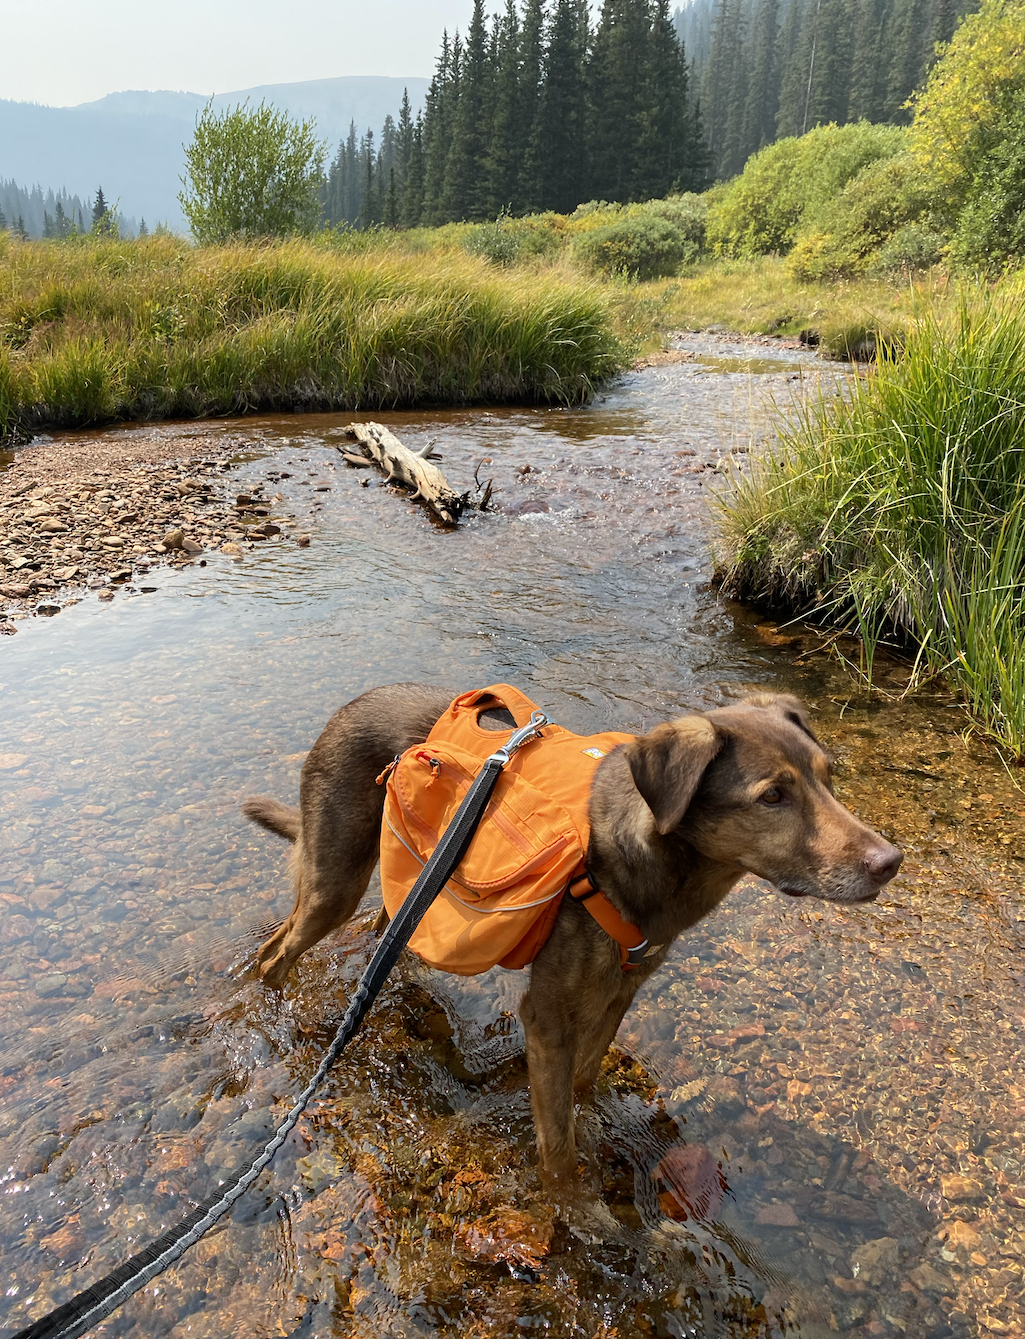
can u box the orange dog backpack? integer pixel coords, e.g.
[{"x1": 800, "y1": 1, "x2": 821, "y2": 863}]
[{"x1": 379, "y1": 684, "x2": 634, "y2": 975}]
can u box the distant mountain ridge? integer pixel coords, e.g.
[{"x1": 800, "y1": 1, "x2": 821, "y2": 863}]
[{"x1": 0, "y1": 76, "x2": 429, "y2": 233}]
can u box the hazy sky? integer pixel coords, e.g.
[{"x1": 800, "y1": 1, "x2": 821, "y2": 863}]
[{"x1": 1, "y1": 1, "x2": 501, "y2": 107}]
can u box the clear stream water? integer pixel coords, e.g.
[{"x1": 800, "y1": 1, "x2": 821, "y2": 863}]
[{"x1": 2, "y1": 337, "x2": 1024, "y2": 1338}]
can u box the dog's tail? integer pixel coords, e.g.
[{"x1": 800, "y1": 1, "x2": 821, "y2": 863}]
[{"x1": 242, "y1": 796, "x2": 301, "y2": 842}]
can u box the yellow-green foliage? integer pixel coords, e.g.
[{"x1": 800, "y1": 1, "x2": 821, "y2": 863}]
[
  {"x1": 455, "y1": 195, "x2": 708, "y2": 271},
  {"x1": 785, "y1": 155, "x2": 937, "y2": 281},
  {"x1": 908, "y1": 0, "x2": 1025, "y2": 206},
  {"x1": 0, "y1": 233, "x2": 623, "y2": 438},
  {"x1": 906, "y1": 0, "x2": 1025, "y2": 269},
  {"x1": 715, "y1": 282, "x2": 1025, "y2": 756},
  {"x1": 706, "y1": 123, "x2": 906, "y2": 258}
]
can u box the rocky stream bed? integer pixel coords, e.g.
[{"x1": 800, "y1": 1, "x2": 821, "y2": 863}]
[{"x1": 0, "y1": 425, "x2": 316, "y2": 629}]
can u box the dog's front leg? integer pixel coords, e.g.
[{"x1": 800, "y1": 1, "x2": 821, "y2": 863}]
[
  {"x1": 520, "y1": 987, "x2": 578, "y2": 1181},
  {"x1": 571, "y1": 979, "x2": 639, "y2": 1094}
]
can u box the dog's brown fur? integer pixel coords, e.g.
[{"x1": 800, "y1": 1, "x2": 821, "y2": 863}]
[{"x1": 244, "y1": 684, "x2": 901, "y2": 1181}]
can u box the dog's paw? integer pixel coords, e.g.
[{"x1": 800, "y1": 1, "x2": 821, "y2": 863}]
[{"x1": 558, "y1": 1192, "x2": 621, "y2": 1242}]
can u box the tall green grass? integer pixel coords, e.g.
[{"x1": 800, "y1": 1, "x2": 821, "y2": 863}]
[
  {"x1": 0, "y1": 234, "x2": 623, "y2": 439},
  {"x1": 715, "y1": 286, "x2": 1025, "y2": 756}
]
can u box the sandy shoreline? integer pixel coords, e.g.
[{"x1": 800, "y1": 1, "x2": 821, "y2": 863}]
[{"x1": 0, "y1": 424, "x2": 307, "y2": 630}]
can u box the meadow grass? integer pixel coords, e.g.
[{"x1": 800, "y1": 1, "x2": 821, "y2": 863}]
[
  {"x1": 0, "y1": 233, "x2": 623, "y2": 439},
  {"x1": 714, "y1": 283, "x2": 1025, "y2": 756},
  {"x1": 620, "y1": 256, "x2": 951, "y2": 354},
  {"x1": 292, "y1": 221, "x2": 946, "y2": 360}
]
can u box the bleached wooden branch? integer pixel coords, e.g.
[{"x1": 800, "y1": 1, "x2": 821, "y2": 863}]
[{"x1": 340, "y1": 422, "x2": 465, "y2": 526}]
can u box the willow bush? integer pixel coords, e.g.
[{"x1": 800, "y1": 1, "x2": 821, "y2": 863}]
[
  {"x1": 715, "y1": 288, "x2": 1025, "y2": 756},
  {"x1": 0, "y1": 233, "x2": 623, "y2": 439}
]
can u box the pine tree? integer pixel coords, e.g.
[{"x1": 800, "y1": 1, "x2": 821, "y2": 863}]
[
  {"x1": 91, "y1": 185, "x2": 109, "y2": 232},
  {"x1": 931, "y1": 0, "x2": 959, "y2": 48},
  {"x1": 589, "y1": 0, "x2": 656, "y2": 201},
  {"x1": 685, "y1": 98, "x2": 713, "y2": 192},
  {"x1": 0, "y1": 207, "x2": 6, "y2": 232},
  {"x1": 15, "y1": 214, "x2": 27, "y2": 240},
  {"x1": 776, "y1": 0, "x2": 811, "y2": 136},
  {"x1": 396, "y1": 89, "x2": 415, "y2": 201},
  {"x1": 518, "y1": 0, "x2": 547, "y2": 207},
  {"x1": 527, "y1": 0, "x2": 589, "y2": 212},
  {"x1": 360, "y1": 129, "x2": 376, "y2": 226},
  {"x1": 43, "y1": 209, "x2": 55, "y2": 238},
  {"x1": 848, "y1": 0, "x2": 888, "y2": 123},
  {"x1": 485, "y1": 0, "x2": 524, "y2": 214},
  {"x1": 444, "y1": 0, "x2": 492, "y2": 220},
  {"x1": 741, "y1": 0, "x2": 780, "y2": 155},
  {"x1": 422, "y1": 31, "x2": 457, "y2": 224},
  {"x1": 885, "y1": 0, "x2": 931, "y2": 122},
  {"x1": 703, "y1": 0, "x2": 748, "y2": 178},
  {"x1": 635, "y1": 0, "x2": 694, "y2": 199},
  {"x1": 137, "y1": 216, "x2": 148, "y2": 237},
  {"x1": 797, "y1": 0, "x2": 854, "y2": 130},
  {"x1": 404, "y1": 114, "x2": 425, "y2": 226}
]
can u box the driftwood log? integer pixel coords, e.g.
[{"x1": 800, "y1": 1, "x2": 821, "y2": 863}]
[{"x1": 340, "y1": 422, "x2": 465, "y2": 526}]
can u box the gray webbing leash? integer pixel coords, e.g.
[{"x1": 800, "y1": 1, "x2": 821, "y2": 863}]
[{"x1": 10, "y1": 711, "x2": 549, "y2": 1339}]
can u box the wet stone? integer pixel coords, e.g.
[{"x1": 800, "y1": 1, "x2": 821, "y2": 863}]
[{"x1": 34, "y1": 974, "x2": 67, "y2": 999}]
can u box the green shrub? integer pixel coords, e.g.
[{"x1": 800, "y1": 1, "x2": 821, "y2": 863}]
[
  {"x1": 573, "y1": 215, "x2": 695, "y2": 280},
  {"x1": 640, "y1": 193, "x2": 709, "y2": 249},
  {"x1": 706, "y1": 122, "x2": 907, "y2": 258},
  {"x1": 871, "y1": 223, "x2": 945, "y2": 276},
  {"x1": 464, "y1": 219, "x2": 523, "y2": 266},
  {"x1": 715, "y1": 291, "x2": 1025, "y2": 755},
  {"x1": 463, "y1": 214, "x2": 563, "y2": 267},
  {"x1": 949, "y1": 96, "x2": 1025, "y2": 271},
  {"x1": 785, "y1": 155, "x2": 936, "y2": 281}
]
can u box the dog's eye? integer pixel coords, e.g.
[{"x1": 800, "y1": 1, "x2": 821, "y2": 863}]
[{"x1": 760, "y1": 786, "x2": 784, "y2": 805}]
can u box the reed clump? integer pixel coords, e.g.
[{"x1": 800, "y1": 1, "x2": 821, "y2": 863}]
[
  {"x1": 0, "y1": 234, "x2": 623, "y2": 439},
  {"x1": 715, "y1": 285, "x2": 1025, "y2": 756}
]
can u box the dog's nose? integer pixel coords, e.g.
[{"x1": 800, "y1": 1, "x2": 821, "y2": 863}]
[{"x1": 864, "y1": 842, "x2": 903, "y2": 886}]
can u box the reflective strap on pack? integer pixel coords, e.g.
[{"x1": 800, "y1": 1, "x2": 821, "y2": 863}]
[{"x1": 567, "y1": 872, "x2": 663, "y2": 971}]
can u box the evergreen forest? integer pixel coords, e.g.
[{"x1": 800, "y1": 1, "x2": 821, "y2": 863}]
[
  {"x1": 679, "y1": 0, "x2": 980, "y2": 179},
  {"x1": 323, "y1": 0, "x2": 708, "y2": 230},
  {"x1": 0, "y1": 180, "x2": 139, "y2": 240},
  {"x1": 324, "y1": 0, "x2": 979, "y2": 226}
]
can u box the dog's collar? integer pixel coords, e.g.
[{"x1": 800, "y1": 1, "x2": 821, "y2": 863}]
[{"x1": 568, "y1": 871, "x2": 664, "y2": 971}]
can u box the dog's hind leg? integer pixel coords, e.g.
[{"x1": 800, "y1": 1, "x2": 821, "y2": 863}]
[
  {"x1": 254, "y1": 748, "x2": 392, "y2": 988},
  {"x1": 256, "y1": 846, "x2": 380, "y2": 989},
  {"x1": 251, "y1": 683, "x2": 453, "y2": 988}
]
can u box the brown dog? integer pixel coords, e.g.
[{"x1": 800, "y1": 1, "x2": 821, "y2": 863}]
[{"x1": 243, "y1": 685, "x2": 901, "y2": 1181}]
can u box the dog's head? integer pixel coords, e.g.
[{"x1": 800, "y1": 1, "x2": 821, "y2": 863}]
[{"x1": 625, "y1": 693, "x2": 901, "y2": 904}]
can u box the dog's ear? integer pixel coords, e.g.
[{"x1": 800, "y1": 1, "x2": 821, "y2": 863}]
[
  {"x1": 626, "y1": 716, "x2": 722, "y2": 836},
  {"x1": 742, "y1": 692, "x2": 818, "y2": 743}
]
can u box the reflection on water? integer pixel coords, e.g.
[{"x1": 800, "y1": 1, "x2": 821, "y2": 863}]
[
  {"x1": 694, "y1": 356, "x2": 807, "y2": 375},
  {"x1": 1, "y1": 343, "x2": 1020, "y2": 1337}
]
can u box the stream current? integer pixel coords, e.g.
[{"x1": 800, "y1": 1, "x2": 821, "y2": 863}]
[{"x1": 2, "y1": 336, "x2": 1024, "y2": 1338}]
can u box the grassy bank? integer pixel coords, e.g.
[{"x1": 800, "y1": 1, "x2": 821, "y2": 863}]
[
  {"x1": 332, "y1": 208, "x2": 950, "y2": 360},
  {"x1": 714, "y1": 286, "x2": 1025, "y2": 757},
  {"x1": 0, "y1": 234, "x2": 623, "y2": 440},
  {"x1": 608, "y1": 256, "x2": 949, "y2": 357}
]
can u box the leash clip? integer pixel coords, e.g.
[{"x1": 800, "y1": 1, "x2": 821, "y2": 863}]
[{"x1": 486, "y1": 711, "x2": 550, "y2": 767}]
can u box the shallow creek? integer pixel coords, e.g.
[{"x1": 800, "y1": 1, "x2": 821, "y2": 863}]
[{"x1": 2, "y1": 336, "x2": 1025, "y2": 1339}]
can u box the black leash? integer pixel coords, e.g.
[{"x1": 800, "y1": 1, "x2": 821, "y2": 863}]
[{"x1": 11, "y1": 711, "x2": 549, "y2": 1339}]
